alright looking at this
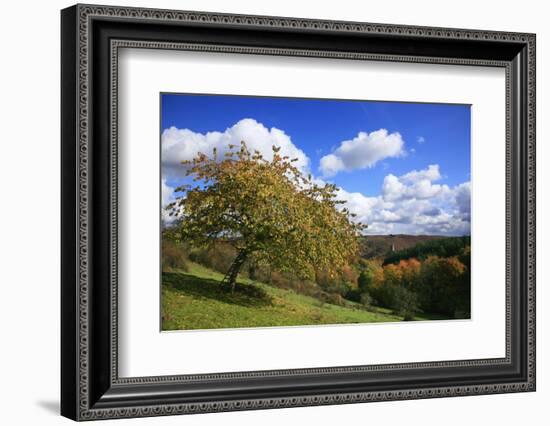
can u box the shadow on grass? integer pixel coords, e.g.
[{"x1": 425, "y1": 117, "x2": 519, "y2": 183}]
[{"x1": 163, "y1": 271, "x2": 273, "y2": 308}]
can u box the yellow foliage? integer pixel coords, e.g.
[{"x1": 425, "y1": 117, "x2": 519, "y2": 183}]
[{"x1": 168, "y1": 141, "x2": 365, "y2": 282}]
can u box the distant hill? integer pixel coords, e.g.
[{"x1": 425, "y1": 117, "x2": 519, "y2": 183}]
[
  {"x1": 382, "y1": 235, "x2": 470, "y2": 265},
  {"x1": 359, "y1": 234, "x2": 451, "y2": 259}
]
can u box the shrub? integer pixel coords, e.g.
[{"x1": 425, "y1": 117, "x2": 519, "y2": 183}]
[
  {"x1": 162, "y1": 241, "x2": 189, "y2": 272},
  {"x1": 416, "y1": 255, "x2": 469, "y2": 317},
  {"x1": 357, "y1": 270, "x2": 372, "y2": 292},
  {"x1": 360, "y1": 292, "x2": 373, "y2": 309},
  {"x1": 391, "y1": 286, "x2": 420, "y2": 321},
  {"x1": 345, "y1": 288, "x2": 362, "y2": 303},
  {"x1": 188, "y1": 243, "x2": 237, "y2": 274},
  {"x1": 325, "y1": 292, "x2": 345, "y2": 306}
]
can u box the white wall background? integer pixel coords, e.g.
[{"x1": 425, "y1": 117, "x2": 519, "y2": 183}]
[{"x1": 0, "y1": 0, "x2": 546, "y2": 424}]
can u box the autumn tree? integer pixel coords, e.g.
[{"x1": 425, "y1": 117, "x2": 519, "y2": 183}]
[
  {"x1": 168, "y1": 142, "x2": 364, "y2": 292},
  {"x1": 357, "y1": 270, "x2": 371, "y2": 293},
  {"x1": 397, "y1": 258, "x2": 421, "y2": 289},
  {"x1": 417, "y1": 255, "x2": 468, "y2": 317}
]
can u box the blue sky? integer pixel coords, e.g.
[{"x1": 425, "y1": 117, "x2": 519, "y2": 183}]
[{"x1": 160, "y1": 93, "x2": 471, "y2": 236}]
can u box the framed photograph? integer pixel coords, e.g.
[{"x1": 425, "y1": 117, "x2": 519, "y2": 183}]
[{"x1": 61, "y1": 4, "x2": 536, "y2": 421}]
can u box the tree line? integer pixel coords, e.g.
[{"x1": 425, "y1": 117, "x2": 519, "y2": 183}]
[
  {"x1": 383, "y1": 236, "x2": 470, "y2": 265},
  {"x1": 353, "y1": 245, "x2": 470, "y2": 320},
  {"x1": 163, "y1": 234, "x2": 471, "y2": 321}
]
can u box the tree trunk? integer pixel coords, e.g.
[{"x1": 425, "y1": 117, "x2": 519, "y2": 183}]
[
  {"x1": 224, "y1": 250, "x2": 248, "y2": 293},
  {"x1": 248, "y1": 260, "x2": 257, "y2": 281}
]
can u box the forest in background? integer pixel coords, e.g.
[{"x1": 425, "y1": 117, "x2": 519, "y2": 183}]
[{"x1": 162, "y1": 233, "x2": 471, "y2": 327}]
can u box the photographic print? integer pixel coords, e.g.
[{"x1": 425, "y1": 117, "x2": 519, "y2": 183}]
[{"x1": 160, "y1": 94, "x2": 472, "y2": 331}]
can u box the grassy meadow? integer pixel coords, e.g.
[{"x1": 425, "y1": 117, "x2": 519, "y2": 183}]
[{"x1": 161, "y1": 260, "x2": 447, "y2": 331}]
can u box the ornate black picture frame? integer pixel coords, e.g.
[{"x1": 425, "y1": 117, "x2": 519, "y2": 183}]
[{"x1": 61, "y1": 4, "x2": 536, "y2": 421}]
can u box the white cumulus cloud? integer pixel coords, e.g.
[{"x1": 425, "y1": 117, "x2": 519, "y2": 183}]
[
  {"x1": 401, "y1": 164, "x2": 441, "y2": 183},
  {"x1": 161, "y1": 178, "x2": 174, "y2": 207},
  {"x1": 319, "y1": 129, "x2": 405, "y2": 177},
  {"x1": 161, "y1": 118, "x2": 309, "y2": 178},
  {"x1": 454, "y1": 182, "x2": 471, "y2": 221},
  {"x1": 334, "y1": 164, "x2": 470, "y2": 236},
  {"x1": 382, "y1": 164, "x2": 450, "y2": 202},
  {"x1": 161, "y1": 179, "x2": 176, "y2": 225}
]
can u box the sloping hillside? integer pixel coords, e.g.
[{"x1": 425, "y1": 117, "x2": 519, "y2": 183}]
[{"x1": 162, "y1": 262, "x2": 408, "y2": 331}]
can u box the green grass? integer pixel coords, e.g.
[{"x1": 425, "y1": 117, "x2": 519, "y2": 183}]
[{"x1": 162, "y1": 262, "x2": 410, "y2": 331}]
